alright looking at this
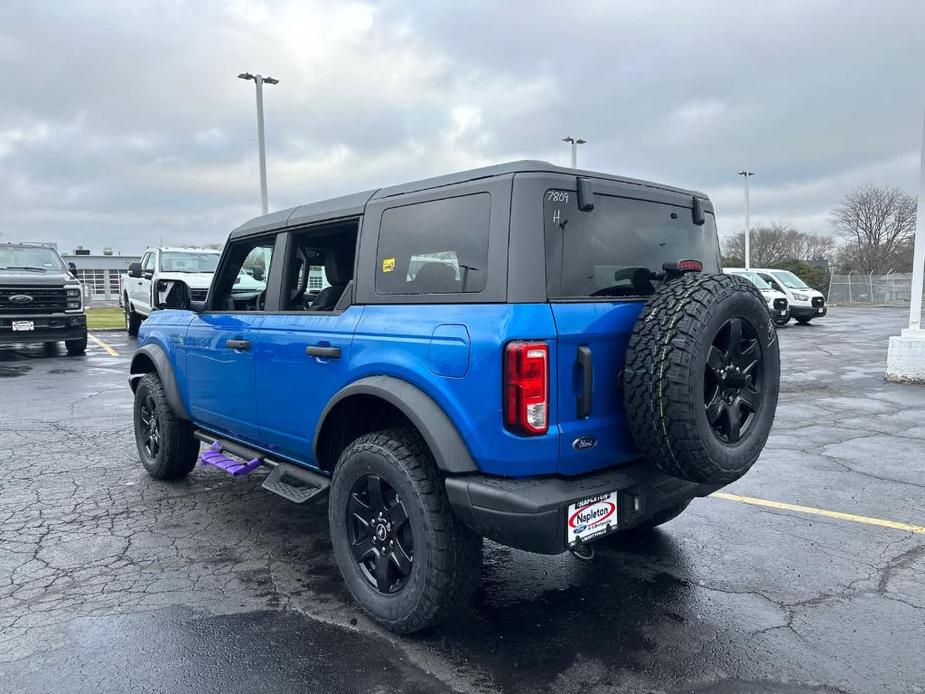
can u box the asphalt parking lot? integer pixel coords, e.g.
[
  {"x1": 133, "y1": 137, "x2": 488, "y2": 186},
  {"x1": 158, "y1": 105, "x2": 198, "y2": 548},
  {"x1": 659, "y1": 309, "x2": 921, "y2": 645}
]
[{"x1": 1, "y1": 307, "x2": 923, "y2": 694}]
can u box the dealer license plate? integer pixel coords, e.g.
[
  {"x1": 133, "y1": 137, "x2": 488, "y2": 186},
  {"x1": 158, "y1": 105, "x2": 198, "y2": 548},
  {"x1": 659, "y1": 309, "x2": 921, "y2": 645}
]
[
  {"x1": 817, "y1": 308, "x2": 824, "y2": 314},
  {"x1": 566, "y1": 491, "x2": 619, "y2": 546},
  {"x1": 12, "y1": 321, "x2": 34, "y2": 332},
  {"x1": 779, "y1": 310, "x2": 787, "y2": 316}
]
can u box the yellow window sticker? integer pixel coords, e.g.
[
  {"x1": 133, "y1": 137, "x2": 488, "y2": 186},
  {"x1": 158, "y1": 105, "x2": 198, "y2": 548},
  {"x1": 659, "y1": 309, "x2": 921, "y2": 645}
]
[{"x1": 382, "y1": 257, "x2": 395, "y2": 273}]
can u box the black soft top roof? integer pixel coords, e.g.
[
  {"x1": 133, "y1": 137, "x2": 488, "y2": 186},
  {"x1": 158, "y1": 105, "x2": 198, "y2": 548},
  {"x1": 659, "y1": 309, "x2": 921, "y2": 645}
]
[{"x1": 230, "y1": 160, "x2": 707, "y2": 239}]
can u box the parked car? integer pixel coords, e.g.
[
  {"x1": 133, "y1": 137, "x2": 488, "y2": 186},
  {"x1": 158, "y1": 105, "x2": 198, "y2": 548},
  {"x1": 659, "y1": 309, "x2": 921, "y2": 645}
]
[
  {"x1": 752, "y1": 268, "x2": 827, "y2": 324},
  {"x1": 724, "y1": 268, "x2": 791, "y2": 325},
  {"x1": 0, "y1": 242, "x2": 86, "y2": 354},
  {"x1": 128, "y1": 161, "x2": 780, "y2": 633},
  {"x1": 122, "y1": 247, "x2": 221, "y2": 336}
]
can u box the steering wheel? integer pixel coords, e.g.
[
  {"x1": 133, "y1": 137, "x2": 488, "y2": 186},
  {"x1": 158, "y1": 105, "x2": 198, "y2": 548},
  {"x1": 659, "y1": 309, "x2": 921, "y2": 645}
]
[{"x1": 255, "y1": 289, "x2": 266, "y2": 311}]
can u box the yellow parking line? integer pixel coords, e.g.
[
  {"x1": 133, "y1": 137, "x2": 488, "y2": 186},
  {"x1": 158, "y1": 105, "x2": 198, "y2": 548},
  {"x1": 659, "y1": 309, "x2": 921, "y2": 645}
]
[
  {"x1": 712, "y1": 492, "x2": 925, "y2": 535},
  {"x1": 88, "y1": 333, "x2": 119, "y2": 357}
]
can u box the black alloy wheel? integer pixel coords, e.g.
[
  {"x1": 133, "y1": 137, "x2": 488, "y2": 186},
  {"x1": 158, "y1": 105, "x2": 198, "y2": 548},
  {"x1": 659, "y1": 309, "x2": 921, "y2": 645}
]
[
  {"x1": 138, "y1": 391, "x2": 162, "y2": 459},
  {"x1": 347, "y1": 474, "x2": 414, "y2": 594},
  {"x1": 704, "y1": 316, "x2": 764, "y2": 444}
]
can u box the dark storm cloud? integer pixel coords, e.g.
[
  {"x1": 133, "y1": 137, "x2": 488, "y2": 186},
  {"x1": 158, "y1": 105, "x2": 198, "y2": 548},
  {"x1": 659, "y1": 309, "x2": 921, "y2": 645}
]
[{"x1": 1, "y1": 0, "x2": 923, "y2": 253}]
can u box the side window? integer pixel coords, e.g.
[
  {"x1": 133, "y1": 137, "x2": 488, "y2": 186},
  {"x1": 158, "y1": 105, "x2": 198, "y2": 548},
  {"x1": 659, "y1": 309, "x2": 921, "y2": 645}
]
[
  {"x1": 210, "y1": 239, "x2": 275, "y2": 311},
  {"x1": 376, "y1": 194, "x2": 490, "y2": 295},
  {"x1": 760, "y1": 274, "x2": 783, "y2": 293},
  {"x1": 142, "y1": 252, "x2": 155, "y2": 272},
  {"x1": 282, "y1": 222, "x2": 359, "y2": 311}
]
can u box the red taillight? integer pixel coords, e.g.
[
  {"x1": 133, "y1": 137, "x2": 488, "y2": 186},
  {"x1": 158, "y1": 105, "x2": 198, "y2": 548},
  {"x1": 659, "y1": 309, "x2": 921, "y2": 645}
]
[
  {"x1": 677, "y1": 259, "x2": 703, "y2": 272},
  {"x1": 504, "y1": 341, "x2": 549, "y2": 435}
]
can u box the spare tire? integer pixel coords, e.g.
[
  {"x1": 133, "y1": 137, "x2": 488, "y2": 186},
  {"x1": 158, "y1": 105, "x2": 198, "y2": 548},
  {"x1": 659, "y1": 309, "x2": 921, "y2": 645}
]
[{"x1": 623, "y1": 273, "x2": 780, "y2": 485}]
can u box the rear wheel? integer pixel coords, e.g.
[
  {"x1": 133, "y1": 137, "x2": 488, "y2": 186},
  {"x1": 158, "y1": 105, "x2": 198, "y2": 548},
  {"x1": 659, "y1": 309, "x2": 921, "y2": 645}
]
[
  {"x1": 133, "y1": 373, "x2": 198, "y2": 479},
  {"x1": 125, "y1": 299, "x2": 141, "y2": 336},
  {"x1": 329, "y1": 428, "x2": 482, "y2": 634},
  {"x1": 624, "y1": 273, "x2": 780, "y2": 485}
]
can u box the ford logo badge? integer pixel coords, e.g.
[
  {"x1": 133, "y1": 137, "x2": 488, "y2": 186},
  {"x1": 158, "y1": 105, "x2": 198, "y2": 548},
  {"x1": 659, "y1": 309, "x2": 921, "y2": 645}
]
[
  {"x1": 9, "y1": 295, "x2": 33, "y2": 304},
  {"x1": 572, "y1": 435, "x2": 597, "y2": 450}
]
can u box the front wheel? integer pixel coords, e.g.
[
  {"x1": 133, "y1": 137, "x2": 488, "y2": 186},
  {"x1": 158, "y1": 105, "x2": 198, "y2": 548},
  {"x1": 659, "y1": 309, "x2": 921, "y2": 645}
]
[
  {"x1": 66, "y1": 336, "x2": 87, "y2": 356},
  {"x1": 329, "y1": 428, "x2": 482, "y2": 634},
  {"x1": 133, "y1": 373, "x2": 199, "y2": 479},
  {"x1": 125, "y1": 300, "x2": 142, "y2": 336},
  {"x1": 773, "y1": 315, "x2": 790, "y2": 326},
  {"x1": 795, "y1": 317, "x2": 812, "y2": 325}
]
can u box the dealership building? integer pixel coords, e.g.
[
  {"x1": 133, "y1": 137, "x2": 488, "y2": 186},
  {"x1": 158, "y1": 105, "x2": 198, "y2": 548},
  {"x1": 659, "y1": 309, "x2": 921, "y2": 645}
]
[{"x1": 61, "y1": 247, "x2": 141, "y2": 305}]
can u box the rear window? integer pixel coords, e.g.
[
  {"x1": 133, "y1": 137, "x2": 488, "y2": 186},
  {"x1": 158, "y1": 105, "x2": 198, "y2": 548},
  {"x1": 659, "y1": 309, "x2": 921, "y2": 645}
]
[
  {"x1": 544, "y1": 191, "x2": 721, "y2": 298},
  {"x1": 376, "y1": 194, "x2": 490, "y2": 295}
]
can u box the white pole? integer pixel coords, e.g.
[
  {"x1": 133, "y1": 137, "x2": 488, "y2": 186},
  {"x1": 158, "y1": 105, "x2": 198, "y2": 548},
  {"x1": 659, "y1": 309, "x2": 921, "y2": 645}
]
[
  {"x1": 571, "y1": 141, "x2": 577, "y2": 168},
  {"x1": 744, "y1": 174, "x2": 751, "y2": 270},
  {"x1": 908, "y1": 111, "x2": 925, "y2": 331},
  {"x1": 254, "y1": 75, "x2": 269, "y2": 215}
]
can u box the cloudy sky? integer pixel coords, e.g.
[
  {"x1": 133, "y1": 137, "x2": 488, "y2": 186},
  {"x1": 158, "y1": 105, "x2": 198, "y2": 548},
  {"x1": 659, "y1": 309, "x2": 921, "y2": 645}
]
[{"x1": 1, "y1": 1, "x2": 923, "y2": 255}]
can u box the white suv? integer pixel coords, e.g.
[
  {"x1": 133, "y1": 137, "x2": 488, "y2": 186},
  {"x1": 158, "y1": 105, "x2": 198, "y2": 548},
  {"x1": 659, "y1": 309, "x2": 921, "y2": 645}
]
[
  {"x1": 752, "y1": 268, "x2": 827, "y2": 325},
  {"x1": 724, "y1": 268, "x2": 791, "y2": 326}
]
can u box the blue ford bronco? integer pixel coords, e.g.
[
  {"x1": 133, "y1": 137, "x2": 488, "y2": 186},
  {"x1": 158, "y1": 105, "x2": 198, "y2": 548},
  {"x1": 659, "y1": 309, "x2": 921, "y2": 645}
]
[{"x1": 129, "y1": 161, "x2": 779, "y2": 633}]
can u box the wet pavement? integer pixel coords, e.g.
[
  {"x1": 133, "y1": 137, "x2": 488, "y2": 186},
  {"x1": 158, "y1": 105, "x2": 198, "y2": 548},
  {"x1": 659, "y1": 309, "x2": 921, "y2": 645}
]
[{"x1": 1, "y1": 310, "x2": 923, "y2": 694}]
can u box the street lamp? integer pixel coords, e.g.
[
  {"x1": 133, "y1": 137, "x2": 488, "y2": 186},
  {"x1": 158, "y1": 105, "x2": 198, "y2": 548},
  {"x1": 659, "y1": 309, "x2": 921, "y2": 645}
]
[
  {"x1": 562, "y1": 136, "x2": 587, "y2": 169},
  {"x1": 738, "y1": 170, "x2": 755, "y2": 269},
  {"x1": 238, "y1": 72, "x2": 279, "y2": 214}
]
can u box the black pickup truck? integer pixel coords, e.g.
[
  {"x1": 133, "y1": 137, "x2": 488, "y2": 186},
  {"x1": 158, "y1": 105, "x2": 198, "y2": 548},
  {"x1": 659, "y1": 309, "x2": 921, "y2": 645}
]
[{"x1": 0, "y1": 242, "x2": 87, "y2": 355}]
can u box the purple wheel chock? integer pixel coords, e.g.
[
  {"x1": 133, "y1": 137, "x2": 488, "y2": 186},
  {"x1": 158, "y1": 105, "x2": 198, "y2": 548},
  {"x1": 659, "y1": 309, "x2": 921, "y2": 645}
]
[{"x1": 198, "y1": 441, "x2": 262, "y2": 476}]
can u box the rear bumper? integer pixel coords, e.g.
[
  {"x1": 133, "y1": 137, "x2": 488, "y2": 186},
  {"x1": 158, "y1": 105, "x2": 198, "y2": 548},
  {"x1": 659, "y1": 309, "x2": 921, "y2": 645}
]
[
  {"x1": 0, "y1": 313, "x2": 87, "y2": 345},
  {"x1": 445, "y1": 461, "x2": 720, "y2": 554}
]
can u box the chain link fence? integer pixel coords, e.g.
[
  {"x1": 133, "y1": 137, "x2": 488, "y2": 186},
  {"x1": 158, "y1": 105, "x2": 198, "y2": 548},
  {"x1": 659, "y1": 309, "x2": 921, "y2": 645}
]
[{"x1": 827, "y1": 272, "x2": 923, "y2": 305}]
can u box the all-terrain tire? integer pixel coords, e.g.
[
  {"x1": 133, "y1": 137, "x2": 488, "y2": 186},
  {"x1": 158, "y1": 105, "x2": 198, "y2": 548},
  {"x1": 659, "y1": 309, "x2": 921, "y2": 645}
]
[
  {"x1": 133, "y1": 373, "x2": 199, "y2": 480},
  {"x1": 329, "y1": 428, "x2": 483, "y2": 634},
  {"x1": 125, "y1": 299, "x2": 141, "y2": 337},
  {"x1": 623, "y1": 273, "x2": 780, "y2": 485},
  {"x1": 65, "y1": 336, "x2": 87, "y2": 355}
]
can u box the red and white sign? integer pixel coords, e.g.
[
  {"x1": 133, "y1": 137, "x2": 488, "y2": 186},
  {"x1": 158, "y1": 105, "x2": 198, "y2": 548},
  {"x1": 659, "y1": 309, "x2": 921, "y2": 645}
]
[{"x1": 566, "y1": 492, "x2": 618, "y2": 546}]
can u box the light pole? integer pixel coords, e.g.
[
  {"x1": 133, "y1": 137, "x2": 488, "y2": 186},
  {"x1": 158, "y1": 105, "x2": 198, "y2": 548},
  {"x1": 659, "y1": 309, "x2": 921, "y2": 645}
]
[
  {"x1": 562, "y1": 136, "x2": 586, "y2": 169},
  {"x1": 738, "y1": 170, "x2": 754, "y2": 269},
  {"x1": 238, "y1": 72, "x2": 279, "y2": 214}
]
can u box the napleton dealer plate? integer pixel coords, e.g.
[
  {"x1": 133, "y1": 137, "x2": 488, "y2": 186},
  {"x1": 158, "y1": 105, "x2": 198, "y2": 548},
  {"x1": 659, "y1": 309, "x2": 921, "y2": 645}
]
[{"x1": 566, "y1": 491, "x2": 618, "y2": 546}]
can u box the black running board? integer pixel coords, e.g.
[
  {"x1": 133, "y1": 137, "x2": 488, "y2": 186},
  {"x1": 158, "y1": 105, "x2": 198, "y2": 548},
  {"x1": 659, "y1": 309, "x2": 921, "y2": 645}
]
[
  {"x1": 193, "y1": 430, "x2": 330, "y2": 504},
  {"x1": 261, "y1": 463, "x2": 330, "y2": 504}
]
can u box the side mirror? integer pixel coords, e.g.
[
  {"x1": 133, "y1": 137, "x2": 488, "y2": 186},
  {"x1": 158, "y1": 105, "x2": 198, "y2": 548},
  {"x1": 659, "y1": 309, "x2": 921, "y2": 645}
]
[
  {"x1": 67, "y1": 262, "x2": 78, "y2": 277},
  {"x1": 128, "y1": 262, "x2": 142, "y2": 278},
  {"x1": 154, "y1": 279, "x2": 193, "y2": 311}
]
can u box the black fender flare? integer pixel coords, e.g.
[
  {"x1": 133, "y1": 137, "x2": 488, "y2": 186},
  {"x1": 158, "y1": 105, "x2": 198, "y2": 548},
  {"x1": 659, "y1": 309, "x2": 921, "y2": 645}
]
[
  {"x1": 313, "y1": 375, "x2": 478, "y2": 474},
  {"x1": 128, "y1": 344, "x2": 189, "y2": 420}
]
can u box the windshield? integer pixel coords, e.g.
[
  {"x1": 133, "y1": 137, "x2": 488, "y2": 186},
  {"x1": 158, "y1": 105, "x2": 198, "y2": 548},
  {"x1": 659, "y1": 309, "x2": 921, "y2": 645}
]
[
  {"x1": 733, "y1": 271, "x2": 771, "y2": 290},
  {"x1": 772, "y1": 270, "x2": 809, "y2": 289},
  {"x1": 0, "y1": 246, "x2": 64, "y2": 272},
  {"x1": 160, "y1": 252, "x2": 220, "y2": 273},
  {"x1": 544, "y1": 191, "x2": 721, "y2": 298}
]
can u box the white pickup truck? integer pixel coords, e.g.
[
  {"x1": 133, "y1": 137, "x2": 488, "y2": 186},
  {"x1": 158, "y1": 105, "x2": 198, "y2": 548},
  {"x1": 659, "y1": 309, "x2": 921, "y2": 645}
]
[{"x1": 122, "y1": 247, "x2": 223, "y2": 336}]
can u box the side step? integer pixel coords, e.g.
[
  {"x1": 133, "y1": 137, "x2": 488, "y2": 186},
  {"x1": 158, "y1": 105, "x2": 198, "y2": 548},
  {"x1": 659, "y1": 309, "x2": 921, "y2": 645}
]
[
  {"x1": 193, "y1": 431, "x2": 330, "y2": 504},
  {"x1": 261, "y1": 462, "x2": 330, "y2": 504}
]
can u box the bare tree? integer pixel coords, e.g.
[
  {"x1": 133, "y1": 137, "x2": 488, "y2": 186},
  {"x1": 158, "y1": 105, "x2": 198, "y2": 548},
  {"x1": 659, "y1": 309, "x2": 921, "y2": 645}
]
[
  {"x1": 831, "y1": 186, "x2": 916, "y2": 273},
  {"x1": 722, "y1": 223, "x2": 835, "y2": 266}
]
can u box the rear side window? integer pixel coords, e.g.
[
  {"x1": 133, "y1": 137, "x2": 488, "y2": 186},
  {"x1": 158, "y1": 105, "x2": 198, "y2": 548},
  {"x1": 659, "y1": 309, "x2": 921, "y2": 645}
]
[
  {"x1": 376, "y1": 194, "x2": 490, "y2": 295},
  {"x1": 544, "y1": 191, "x2": 721, "y2": 298}
]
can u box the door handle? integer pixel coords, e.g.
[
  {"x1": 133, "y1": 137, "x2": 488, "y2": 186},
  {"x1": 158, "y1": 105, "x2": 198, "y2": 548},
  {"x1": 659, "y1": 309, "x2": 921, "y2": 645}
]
[
  {"x1": 576, "y1": 345, "x2": 592, "y2": 418},
  {"x1": 306, "y1": 345, "x2": 341, "y2": 359},
  {"x1": 226, "y1": 339, "x2": 251, "y2": 351}
]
